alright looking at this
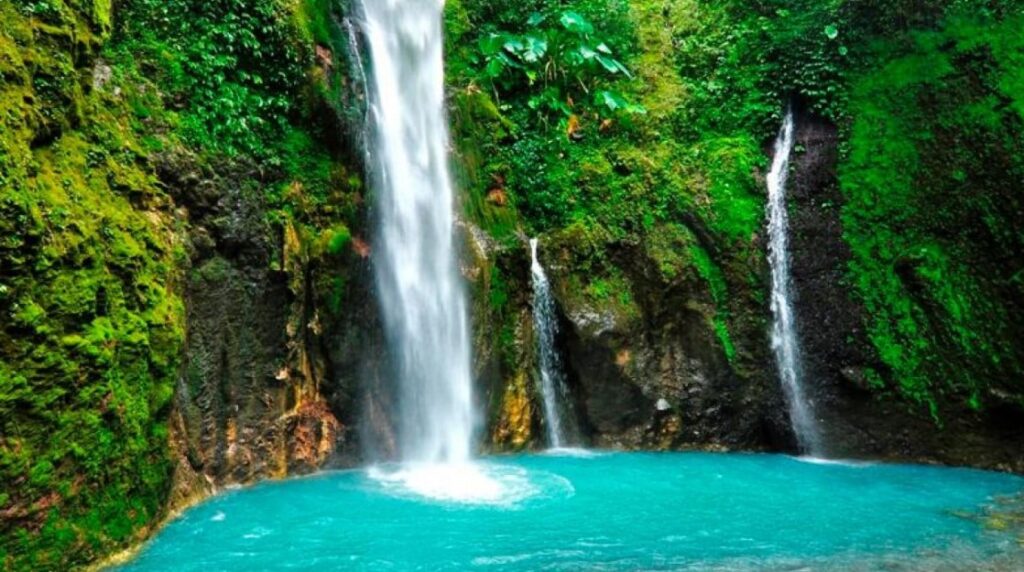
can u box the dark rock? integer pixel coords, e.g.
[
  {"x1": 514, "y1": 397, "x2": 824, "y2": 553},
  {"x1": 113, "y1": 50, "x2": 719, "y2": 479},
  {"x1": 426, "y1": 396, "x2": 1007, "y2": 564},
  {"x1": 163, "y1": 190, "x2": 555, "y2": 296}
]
[
  {"x1": 785, "y1": 107, "x2": 1024, "y2": 471},
  {"x1": 528, "y1": 233, "x2": 780, "y2": 452},
  {"x1": 840, "y1": 367, "x2": 872, "y2": 393},
  {"x1": 159, "y1": 151, "x2": 374, "y2": 489}
]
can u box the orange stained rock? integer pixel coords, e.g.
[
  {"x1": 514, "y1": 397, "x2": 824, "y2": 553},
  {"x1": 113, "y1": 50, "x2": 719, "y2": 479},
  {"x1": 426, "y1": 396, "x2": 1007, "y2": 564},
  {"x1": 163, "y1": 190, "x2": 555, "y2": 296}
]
[
  {"x1": 352, "y1": 237, "x2": 371, "y2": 258},
  {"x1": 493, "y1": 372, "x2": 533, "y2": 449}
]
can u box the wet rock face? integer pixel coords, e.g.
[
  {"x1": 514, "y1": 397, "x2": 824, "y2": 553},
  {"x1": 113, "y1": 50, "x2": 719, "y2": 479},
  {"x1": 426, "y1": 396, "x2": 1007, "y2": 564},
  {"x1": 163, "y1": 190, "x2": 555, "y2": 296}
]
[
  {"x1": 458, "y1": 225, "x2": 543, "y2": 452},
  {"x1": 457, "y1": 106, "x2": 1020, "y2": 471},
  {"x1": 783, "y1": 112, "x2": 874, "y2": 449},
  {"x1": 464, "y1": 109, "x2": 1023, "y2": 471},
  {"x1": 536, "y1": 241, "x2": 780, "y2": 452},
  {"x1": 161, "y1": 152, "x2": 369, "y2": 490},
  {"x1": 786, "y1": 109, "x2": 1024, "y2": 471}
]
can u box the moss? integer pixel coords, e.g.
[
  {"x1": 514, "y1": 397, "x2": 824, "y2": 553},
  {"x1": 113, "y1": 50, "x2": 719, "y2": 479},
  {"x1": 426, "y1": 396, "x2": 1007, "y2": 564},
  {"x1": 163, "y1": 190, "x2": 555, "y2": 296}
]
[
  {"x1": 690, "y1": 244, "x2": 737, "y2": 362},
  {"x1": 645, "y1": 223, "x2": 692, "y2": 281},
  {"x1": 697, "y1": 135, "x2": 764, "y2": 241},
  {"x1": 452, "y1": 0, "x2": 1024, "y2": 426},
  {"x1": 194, "y1": 257, "x2": 232, "y2": 284},
  {"x1": 564, "y1": 268, "x2": 640, "y2": 325},
  {"x1": 92, "y1": 0, "x2": 113, "y2": 32},
  {"x1": 449, "y1": 89, "x2": 520, "y2": 242},
  {"x1": 645, "y1": 222, "x2": 737, "y2": 361},
  {"x1": 293, "y1": 0, "x2": 336, "y2": 46},
  {"x1": 324, "y1": 225, "x2": 352, "y2": 256},
  {"x1": 3, "y1": 0, "x2": 1023, "y2": 565},
  {"x1": 1, "y1": 104, "x2": 183, "y2": 572},
  {"x1": 489, "y1": 265, "x2": 510, "y2": 311},
  {"x1": 1, "y1": 0, "x2": 355, "y2": 567},
  {"x1": 627, "y1": 0, "x2": 687, "y2": 121},
  {"x1": 0, "y1": 116, "x2": 186, "y2": 562},
  {"x1": 327, "y1": 275, "x2": 346, "y2": 314},
  {"x1": 839, "y1": 11, "x2": 1024, "y2": 418},
  {"x1": 444, "y1": 0, "x2": 473, "y2": 63},
  {"x1": 447, "y1": 2, "x2": 768, "y2": 379}
]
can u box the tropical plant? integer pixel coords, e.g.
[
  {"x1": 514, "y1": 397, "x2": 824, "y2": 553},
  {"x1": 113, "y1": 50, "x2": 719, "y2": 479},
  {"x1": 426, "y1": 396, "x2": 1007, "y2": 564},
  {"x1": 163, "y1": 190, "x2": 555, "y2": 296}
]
[{"x1": 476, "y1": 10, "x2": 644, "y2": 121}]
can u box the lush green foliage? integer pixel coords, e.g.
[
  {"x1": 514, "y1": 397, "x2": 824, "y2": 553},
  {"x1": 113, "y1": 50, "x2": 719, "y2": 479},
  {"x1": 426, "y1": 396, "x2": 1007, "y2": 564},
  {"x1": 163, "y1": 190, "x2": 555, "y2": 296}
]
[
  {"x1": 106, "y1": 0, "x2": 360, "y2": 246},
  {"x1": 451, "y1": 0, "x2": 1024, "y2": 423},
  {"x1": 0, "y1": 2, "x2": 182, "y2": 568},
  {"x1": 668, "y1": 0, "x2": 1024, "y2": 419},
  {"x1": 447, "y1": 0, "x2": 776, "y2": 374},
  {"x1": 1, "y1": 0, "x2": 356, "y2": 568},
  {"x1": 476, "y1": 9, "x2": 643, "y2": 120},
  {"x1": 109, "y1": 0, "x2": 310, "y2": 156},
  {"x1": 4, "y1": 0, "x2": 1024, "y2": 567},
  {"x1": 839, "y1": 9, "x2": 1024, "y2": 416}
]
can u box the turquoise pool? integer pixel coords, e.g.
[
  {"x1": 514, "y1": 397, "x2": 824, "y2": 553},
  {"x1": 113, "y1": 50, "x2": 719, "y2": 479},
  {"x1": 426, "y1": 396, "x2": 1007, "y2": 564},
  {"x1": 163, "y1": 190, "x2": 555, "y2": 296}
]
[{"x1": 116, "y1": 452, "x2": 1024, "y2": 571}]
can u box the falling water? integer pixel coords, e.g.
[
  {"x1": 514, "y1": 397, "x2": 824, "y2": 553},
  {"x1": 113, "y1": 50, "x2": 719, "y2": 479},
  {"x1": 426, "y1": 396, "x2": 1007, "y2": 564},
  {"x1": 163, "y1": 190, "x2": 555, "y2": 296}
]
[
  {"x1": 361, "y1": 0, "x2": 474, "y2": 464},
  {"x1": 766, "y1": 109, "x2": 823, "y2": 456},
  {"x1": 529, "y1": 239, "x2": 578, "y2": 448}
]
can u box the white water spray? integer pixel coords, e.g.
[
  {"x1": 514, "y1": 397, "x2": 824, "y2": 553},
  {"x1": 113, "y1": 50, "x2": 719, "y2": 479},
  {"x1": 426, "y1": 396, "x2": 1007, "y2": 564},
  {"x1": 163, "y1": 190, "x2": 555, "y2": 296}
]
[
  {"x1": 361, "y1": 0, "x2": 474, "y2": 465},
  {"x1": 766, "y1": 109, "x2": 823, "y2": 456},
  {"x1": 529, "y1": 239, "x2": 578, "y2": 448}
]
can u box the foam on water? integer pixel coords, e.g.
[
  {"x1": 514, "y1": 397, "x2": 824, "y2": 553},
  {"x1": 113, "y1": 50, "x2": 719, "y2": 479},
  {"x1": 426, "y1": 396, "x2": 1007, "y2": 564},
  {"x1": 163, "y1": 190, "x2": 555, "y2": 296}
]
[
  {"x1": 794, "y1": 455, "x2": 875, "y2": 468},
  {"x1": 366, "y1": 462, "x2": 539, "y2": 506},
  {"x1": 542, "y1": 447, "x2": 604, "y2": 458}
]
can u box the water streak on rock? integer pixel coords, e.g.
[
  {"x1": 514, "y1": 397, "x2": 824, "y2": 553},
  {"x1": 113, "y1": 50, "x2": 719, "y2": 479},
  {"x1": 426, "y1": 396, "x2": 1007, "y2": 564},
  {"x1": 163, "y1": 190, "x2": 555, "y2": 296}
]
[
  {"x1": 766, "y1": 108, "x2": 824, "y2": 456},
  {"x1": 530, "y1": 238, "x2": 579, "y2": 448}
]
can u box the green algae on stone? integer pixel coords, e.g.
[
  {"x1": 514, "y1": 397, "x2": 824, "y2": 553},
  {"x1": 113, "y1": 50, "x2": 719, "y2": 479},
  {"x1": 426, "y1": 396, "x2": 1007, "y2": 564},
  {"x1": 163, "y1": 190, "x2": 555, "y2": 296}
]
[
  {"x1": 1, "y1": 0, "x2": 362, "y2": 568},
  {"x1": 839, "y1": 10, "x2": 1024, "y2": 419}
]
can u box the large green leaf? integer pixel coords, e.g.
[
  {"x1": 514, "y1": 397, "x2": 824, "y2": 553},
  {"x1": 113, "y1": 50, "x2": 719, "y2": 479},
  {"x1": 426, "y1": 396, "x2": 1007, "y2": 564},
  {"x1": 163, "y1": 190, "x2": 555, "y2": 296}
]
[
  {"x1": 484, "y1": 58, "x2": 505, "y2": 79},
  {"x1": 479, "y1": 33, "x2": 505, "y2": 56},
  {"x1": 595, "y1": 90, "x2": 646, "y2": 115},
  {"x1": 503, "y1": 37, "x2": 525, "y2": 54},
  {"x1": 596, "y1": 90, "x2": 627, "y2": 111},
  {"x1": 596, "y1": 54, "x2": 630, "y2": 77},
  {"x1": 522, "y1": 34, "x2": 549, "y2": 63},
  {"x1": 559, "y1": 11, "x2": 594, "y2": 35}
]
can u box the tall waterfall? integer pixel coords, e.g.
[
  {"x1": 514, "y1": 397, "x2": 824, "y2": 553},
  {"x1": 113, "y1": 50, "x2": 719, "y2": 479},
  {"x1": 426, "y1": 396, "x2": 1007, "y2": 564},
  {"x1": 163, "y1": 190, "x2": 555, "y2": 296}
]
[
  {"x1": 362, "y1": 0, "x2": 474, "y2": 464},
  {"x1": 766, "y1": 109, "x2": 823, "y2": 456},
  {"x1": 530, "y1": 239, "x2": 577, "y2": 448}
]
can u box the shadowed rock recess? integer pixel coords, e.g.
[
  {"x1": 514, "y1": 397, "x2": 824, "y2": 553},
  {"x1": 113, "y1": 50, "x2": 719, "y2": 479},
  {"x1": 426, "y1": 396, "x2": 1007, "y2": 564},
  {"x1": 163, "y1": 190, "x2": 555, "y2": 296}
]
[{"x1": 1, "y1": 0, "x2": 1022, "y2": 569}]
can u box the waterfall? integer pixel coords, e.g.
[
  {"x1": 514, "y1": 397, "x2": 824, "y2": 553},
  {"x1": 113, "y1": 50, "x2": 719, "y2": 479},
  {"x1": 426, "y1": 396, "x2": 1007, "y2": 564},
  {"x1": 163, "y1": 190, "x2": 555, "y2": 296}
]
[
  {"x1": 530, "y1": 239, "x2": 578, "y2": 448},
  {"x1": 766, "y1": 109, "x2": 823, "y2": 456},
  {"x1": 361, "y1": 0, "x2": 474, "y2": 464}
]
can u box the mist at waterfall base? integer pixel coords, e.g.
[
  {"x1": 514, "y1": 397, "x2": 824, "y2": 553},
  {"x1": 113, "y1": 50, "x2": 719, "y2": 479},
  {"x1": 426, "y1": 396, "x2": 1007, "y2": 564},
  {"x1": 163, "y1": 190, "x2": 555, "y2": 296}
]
[
  {"x1": 766, "y1": 109, "x2": 824, "y2": 456},
  {"x1": 116, "y1": 453, "x2": 1023, "y2": 571}
]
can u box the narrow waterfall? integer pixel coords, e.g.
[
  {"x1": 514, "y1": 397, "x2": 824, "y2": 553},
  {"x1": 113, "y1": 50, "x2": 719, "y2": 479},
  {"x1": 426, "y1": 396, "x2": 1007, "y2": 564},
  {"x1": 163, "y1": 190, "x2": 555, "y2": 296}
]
[
  {"x1": 529, "y1": 239, "x2": 578, "y2": 448},
  {"x1": 766, "y1": 109, "x2": 823, "y2": 456},
  {"x1": 361, "y1": 0, "x2": 474, "y2": 464}
]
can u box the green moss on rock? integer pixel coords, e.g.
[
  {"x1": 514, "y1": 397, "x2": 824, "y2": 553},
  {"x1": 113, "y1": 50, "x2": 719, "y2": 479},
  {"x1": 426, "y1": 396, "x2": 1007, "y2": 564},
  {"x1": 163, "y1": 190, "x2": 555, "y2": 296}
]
[
  {"x1": 0, "y1": 28, "x2": 185, "y2": 570},
  {"x1": 839, "y1": 11, "x2": 1024, "y2": 418},
  {"x1": 1, "y1": 0, "x2": 359, "y2": 567}
]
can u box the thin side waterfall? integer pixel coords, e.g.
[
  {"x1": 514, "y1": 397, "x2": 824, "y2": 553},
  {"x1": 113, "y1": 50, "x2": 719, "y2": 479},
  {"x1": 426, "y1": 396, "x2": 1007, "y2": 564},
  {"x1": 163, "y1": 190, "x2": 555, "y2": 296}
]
[
  {"x1": 766, "y1": 109, "x2": 823, "y2": 456},
  {"x1": 529, "y1": 239, "x2": 578, "y2": 448},
  {"x1": 361, "y1": 0, "x2": 474, "y2": 465}
]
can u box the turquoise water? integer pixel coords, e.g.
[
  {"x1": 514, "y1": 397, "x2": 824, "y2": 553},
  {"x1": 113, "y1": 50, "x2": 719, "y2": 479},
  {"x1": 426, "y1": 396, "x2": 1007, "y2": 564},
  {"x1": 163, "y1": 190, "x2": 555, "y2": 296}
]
[{"x1": 117, "y1": 452, "x2": 1023, "y2": 571}]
